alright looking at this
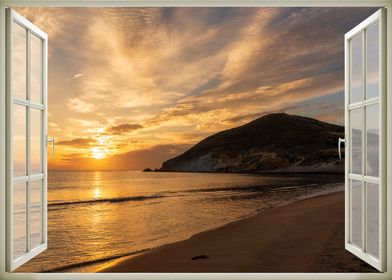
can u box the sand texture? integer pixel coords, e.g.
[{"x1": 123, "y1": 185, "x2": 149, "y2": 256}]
[{"x1": 100, "y1": 191, "x2": 377, "y2": 273}]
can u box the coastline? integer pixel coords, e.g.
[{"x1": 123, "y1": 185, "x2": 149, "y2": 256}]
[
  {"x1": 16, "y1": 174, "x2": 347, "y2": 273},
  {"x1": 99, "y1": 191, "x2": 376, "y2": 273},
  {"x1": 143, "y1": 169, "x2": 345, "y2": 176}
]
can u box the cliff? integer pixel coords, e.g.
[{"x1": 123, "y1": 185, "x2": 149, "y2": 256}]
[{"x1": 160, "y1": 113, "x2": 344, "y2": 173}]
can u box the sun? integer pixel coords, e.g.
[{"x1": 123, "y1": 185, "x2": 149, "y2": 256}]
[
  {"x1": 93, "y1": 188, "x2": 101, "y2": 198},
  {"x1": 90, "y1": 147, "x2": 107, "y2": 160}
]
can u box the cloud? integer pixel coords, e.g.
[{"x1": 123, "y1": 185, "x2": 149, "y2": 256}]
[
  {"x1": 135, "y1": 7, "x2": 376, "y2": 133},
  {"x1": 68, "y1": 73, "x2": 84, "y2": 81},
  {"x1": 106, "y1": 123, "x2": 143, "y2": 135},
  {"x1": 145, "y1": 71, "x2": 343, "y2": 133},
  {"x1": 67, "y1": 97, "x2": 96, "y2": 113},
  {"x1": 57, "y1": 138, "x2": 97, "y2": 148},
  {"x1": 49, "y1": 144, "x2": 192, "y2": 170},
  {"x1": 60, "y1": 153, "x2": 86, "y2": 162},
  {"x1": 15, "y1": 7, "x2": 379, "y2": 170}
]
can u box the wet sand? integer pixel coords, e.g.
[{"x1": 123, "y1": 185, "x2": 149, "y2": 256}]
[{"x1": 100, "y1": 191, "x2": 377, "y2": 273}]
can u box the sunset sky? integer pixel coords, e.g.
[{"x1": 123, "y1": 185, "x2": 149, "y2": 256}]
[{"x1": 16, "y1": 7, "x2": 377, "y2": 170}]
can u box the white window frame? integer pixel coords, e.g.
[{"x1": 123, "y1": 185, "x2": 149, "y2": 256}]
[
  {"x1": 5, "y1": 9, "x2": 48, "y2": 272},
  {"x1": 0, "y1": 1, "x2": 391, "y2": 280},
  {"x1": 344, "y1": 9, "x2": 386, "y2": 271}
]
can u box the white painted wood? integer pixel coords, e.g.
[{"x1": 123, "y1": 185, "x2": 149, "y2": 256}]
[
  {"x1": 0, "y1": 1, "x2": 391, "y2": 280},
  {"x1": 26, "y1": 24, "x2": 31, "y2": 257},
  {"x1": 348, "y1": 97, "x2": 379, "y2": 110},
  {"x1": 379, "y1": 6, "x2": 387, "y2": 272},
  {"x1": 343, "y1": 19, "x2": 350, "y2": 267},
  {"x1": 0, "y1": 4, "x2": 5, "y2": 276},
  {"x1": 0, "y1": 0, "x2": 390, "y2": 7},
  {"x1": 5, "y1": 9, "x2": 48, "y2": 272},
  {"x1": 345, "y1": 11, "x2": 382, "y2": 40},
  {"x1": 344, "y1": 8, "x2": 386, "y2": 272},
  {"x1": 42, "y1": 12, "x2": 49, "y2": 258},
  {"x1": 348, "y1": 173, "x2": 380, "y2": 184},
  {"x1": 5, "y1": 6, "x2": 13, "y2": 274},
  {"x1": 346, "y1": 242, "x2": 381, "y2": 270}
]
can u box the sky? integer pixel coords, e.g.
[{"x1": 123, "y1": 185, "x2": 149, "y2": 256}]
[{"x1": 16, "y1": 7, "x2": 378, "y2": 171}]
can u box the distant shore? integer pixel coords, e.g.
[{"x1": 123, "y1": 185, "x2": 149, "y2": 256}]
[
  {"x1": 99, "y1": 190, "x2": 376, "y2": 273},
  {"x1": 143, "y1": 168, "x2": 344, "y2": 176}
]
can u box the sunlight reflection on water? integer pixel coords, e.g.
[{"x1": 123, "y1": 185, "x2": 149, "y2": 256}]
[{"x1": 16, "y1": 171, "x2": 343, "y2": 272}]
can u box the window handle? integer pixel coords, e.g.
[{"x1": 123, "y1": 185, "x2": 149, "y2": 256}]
[
  {"x1": 47, "y1": 136, "x2": 55, "y2": 160},
  {"x1": 338, "y1": 138, "x2": 346, "y2": 159}
]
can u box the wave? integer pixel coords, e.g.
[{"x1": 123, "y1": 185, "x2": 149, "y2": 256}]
[
  {"x1": 48, "y1": 194, "x2": 163, "y2": 208},
  {"x1": 178, "y1": 183, "x2": 302, "y2": 194},
  {"x1": 47, "y1": 181, "x2": 335, "y2": 209},
  {"x1": 41, "y1": 248, "x2": 152, "y2": 272}
]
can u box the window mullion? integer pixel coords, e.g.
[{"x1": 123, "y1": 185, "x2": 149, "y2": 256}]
[
  {"x1": 361, "y1": 29, "x2": 366, "y2": 253},
  {"x1": 26, "y1": 28, "x2": 31, "y2": 253}
]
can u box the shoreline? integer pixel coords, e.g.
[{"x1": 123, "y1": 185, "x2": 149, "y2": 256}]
[
  {"x1": 99, "y1": 191, "x2": 376, "y2": 273},
  {"x1": 144, "y1": 170, "x2": 345, "y2": 176},
  {"x1": 17, "y1": 179, "x2": 346, "y2": 273},
  {"x1": 50, "y1": 169, "x2": 344, "y2": 176},
  {"x1": 55, "y1": 183, "x2": 344, "y2": 273}
]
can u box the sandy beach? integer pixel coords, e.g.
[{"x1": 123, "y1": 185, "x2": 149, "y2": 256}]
[{"x1": 100, "y1": 191, "x2": 377, "y2": 273}]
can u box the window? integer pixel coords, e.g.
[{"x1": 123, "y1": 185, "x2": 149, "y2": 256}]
[
  {"x1": 344, "y1": 9, "x2": 386, "y2": 271},
  {"x1": 0, "y1": 1, "x2": 391, "y2": 279},
  {"x1": 5, "y1": 9, "x2": 48, "y2": 271}
]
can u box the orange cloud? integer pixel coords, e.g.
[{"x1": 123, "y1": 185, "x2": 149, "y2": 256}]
[
  {"x1": 106, "y1": 123, "x2": 143, "y2": 135},
  {"x1": 15, "y1": 7, "x2": 377, "y2": 170},
  {"x1": 57, "y1": 138, "x2": 97, "y2": 148}
]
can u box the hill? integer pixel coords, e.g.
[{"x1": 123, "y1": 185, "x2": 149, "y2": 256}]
[{"x1": 159, "y1": 113, "x2": 344, "y2": 173}]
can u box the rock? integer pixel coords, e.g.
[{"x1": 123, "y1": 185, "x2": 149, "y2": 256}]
[
  {"x1": 159, "y1": 113, "x2": 344, "y2": 173},
  {"x1": 191, "y1": 255, "x2": 209, "y2": 260}
]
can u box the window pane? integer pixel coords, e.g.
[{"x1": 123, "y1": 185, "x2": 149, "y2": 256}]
[
  {"x1": 31, "y1": 109, "x2": 42, "y2": 174},
  {"x1": 366, "y1": 182, "x2": 379, "y2": 258},
  {"x1": 351, "y1": 32, "x2": 363, "y2": 104},
  {"x1": 13, "y1": 22, "x2": 27, "y2": 100},
  {"x1": 351, "y1": 179, "x2": 362, "y2": 248},
  {"x1": 350, "y1": 108, "x2": 362, "y2": 174},
  {"x1": 366, "y1": 104, "x2": 379, "y2": 177},
  {"x1": 30, "y1": 180, "x2": 42, "y2": 249},
  {"x1": 13, "y1": 181, "x2": 26, "y2": 260},
  {"x1": 366, "y1": 23, "x2": 379, "y2": 99},
  {"x1": 30, "y1": 34, "x2": 42, "y2": 104},
  {"x1": 13, "y1": 105, "x2": 26, "y2": 177}
]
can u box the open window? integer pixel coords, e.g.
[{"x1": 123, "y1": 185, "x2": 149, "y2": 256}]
[
  {"x1": 5, "y1": 9, "x2": 49, "y2": 271},
  {"x1": 0, "y1": 4, "x2": 390, "y2": 277},
  {"x1": 344, "y1": 8, "x2": 386, "y2": 271}
]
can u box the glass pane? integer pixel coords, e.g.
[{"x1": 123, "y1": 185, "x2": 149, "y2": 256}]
[
  {"x1": 351, "y1": 179, "x2": 362, "y2": 248},
  {"x1": 366, "y1": 182, "x2": 379, "y2": 258},
  {"x1": 31, "y1": 109, "x2": 42, "y2": 173},
  {"x1": 366, "y1": 23, "x2": 380, "y2": 99},
  {"x1": 351, "y1": 32, "x2": 363, "y2": 103},
  {"x1": 13, "y1": 181, "x2": 26, "y2": 260},
  {"x1": 350, "y1": 108, "x2": 362, "y2": 174},
  {"x1": 30, "y1": 34, "x2": 42, "y2": 104},
  {"x1": 13, "y1": 22, "x2": 27, "y2": 100},
  {"x1": 366, "y1": 104, "x2": 379, "y2": 177},
  {"x1": 13, "y1": 105, "x2": 26, "y2": 177},
  {"x1": 30, "y1": 180, "x2": 42, "y2": 249}
]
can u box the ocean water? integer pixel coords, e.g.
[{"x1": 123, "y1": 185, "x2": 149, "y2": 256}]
[{"x1": 17, "y1": 171, "x2": 343, "y2": 272}]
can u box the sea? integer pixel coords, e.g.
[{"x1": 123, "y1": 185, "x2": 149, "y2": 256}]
[{"x1": 16, "y1": 170, "x2": 343, "y2": 272}]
